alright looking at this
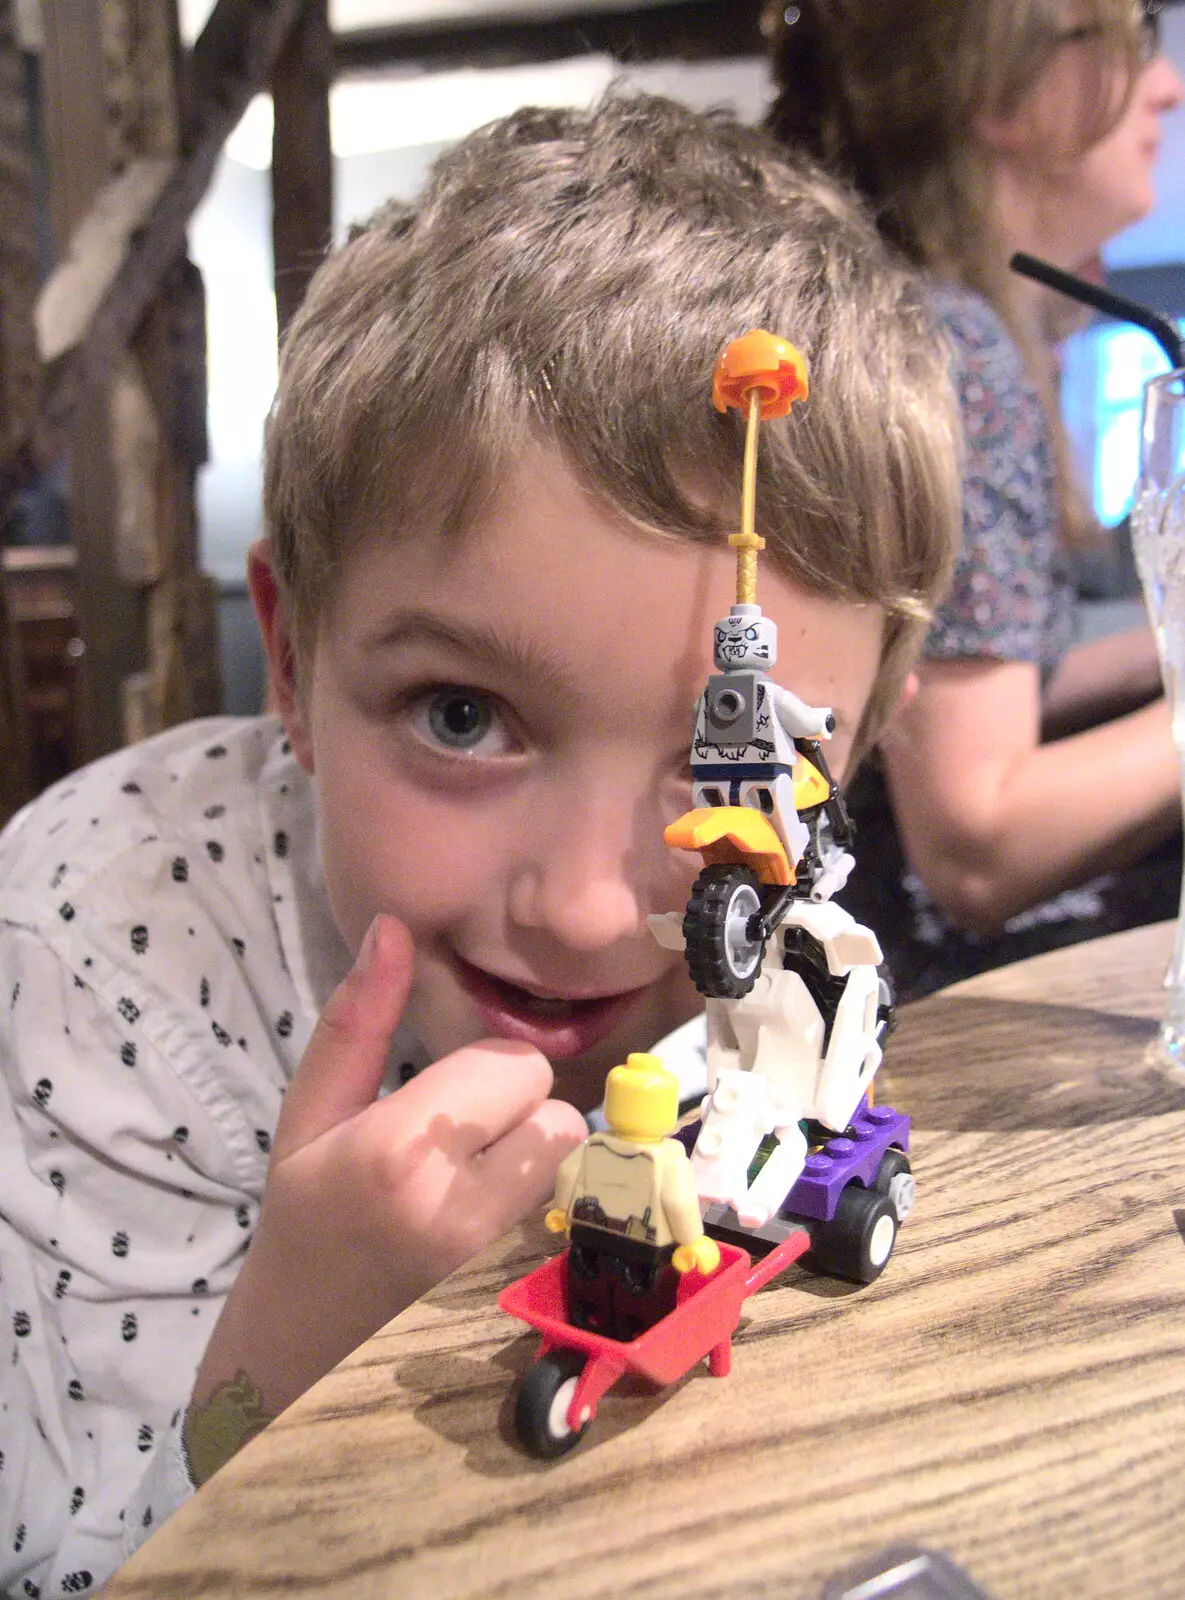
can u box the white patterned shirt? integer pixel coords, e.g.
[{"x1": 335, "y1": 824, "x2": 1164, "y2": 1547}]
[
  {"x1": 0, "y1": 716, "x2": 363, "y2": 1597},
  {"x1": 0, "y1": 715, "x2": 708, "y2": 1597}
]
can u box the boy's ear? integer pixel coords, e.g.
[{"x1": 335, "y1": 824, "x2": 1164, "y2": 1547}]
[{"x1": 247, "y1": 539, "x2": 315, "y2": 773}]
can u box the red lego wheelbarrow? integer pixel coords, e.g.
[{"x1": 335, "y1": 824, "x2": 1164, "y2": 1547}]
[{"x1": 499, "y1": 1227, "x2": 810, "y2": 1457}]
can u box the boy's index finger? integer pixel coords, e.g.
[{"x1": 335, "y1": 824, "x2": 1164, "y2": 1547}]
[{"x1": 273, "y1": 914, "x2": 415, "y2": 1160}]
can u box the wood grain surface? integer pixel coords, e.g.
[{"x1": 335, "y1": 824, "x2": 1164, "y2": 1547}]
[{"x1": 104, "y1": 921, "x2": 1185, "y2": 1600}]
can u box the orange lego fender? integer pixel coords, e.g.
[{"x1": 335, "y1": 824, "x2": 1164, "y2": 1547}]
[{"x1": 663, "y1": 807, "x2": 794, "y2": 887}]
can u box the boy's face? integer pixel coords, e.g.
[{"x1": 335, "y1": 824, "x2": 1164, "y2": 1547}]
[{"x1": 264, "y1": 444, "x2": 885, "y2": 1111}]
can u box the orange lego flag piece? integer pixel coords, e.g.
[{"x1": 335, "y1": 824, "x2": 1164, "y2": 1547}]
[{"x1": 712, "y1": 330, "x2": 809, "y2": 419}]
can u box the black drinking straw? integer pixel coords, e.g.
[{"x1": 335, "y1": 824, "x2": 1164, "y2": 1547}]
[{"x1": 1010, "y1": 251, "x2": 1184, "y2": 369}]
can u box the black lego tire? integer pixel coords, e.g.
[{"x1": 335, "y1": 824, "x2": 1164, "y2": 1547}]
[
  {"x1": 810, "y1": 1184, "x2": 898, "y2": 1284},
  {"x1": 514, "y1": 1353, "x2": 589, "y2": 1459},
  {"x1": 682, "y1": 863, "x2": 766, "y2": 999}
]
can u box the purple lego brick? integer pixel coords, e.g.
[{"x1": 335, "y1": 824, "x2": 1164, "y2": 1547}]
[{"x1": 780, "y1": 1100, "x2": 910, "y2": 1223}]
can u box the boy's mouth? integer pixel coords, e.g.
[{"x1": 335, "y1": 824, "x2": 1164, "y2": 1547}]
[{"x1": 450, "y1": 955, "x2": 650, "y2": 1059}]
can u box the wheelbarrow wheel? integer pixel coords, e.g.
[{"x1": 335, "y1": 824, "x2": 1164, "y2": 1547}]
[
  {"x1": 515, "y1": 1352, "x2": 589, "y2": 1459},
  {"x1": 683, "y1": 864, "x2": 766, "y2": 999}
]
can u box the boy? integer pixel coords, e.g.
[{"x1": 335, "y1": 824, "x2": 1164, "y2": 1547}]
[{"x1": 0, "y1": 94, "x2": 959, "y2": 1594}]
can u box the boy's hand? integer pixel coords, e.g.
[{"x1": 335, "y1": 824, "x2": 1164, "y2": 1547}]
[{"x1": 186, "y1": 914, "x2": 587, "y2": 1475}]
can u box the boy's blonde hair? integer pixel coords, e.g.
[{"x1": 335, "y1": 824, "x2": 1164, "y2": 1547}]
[{"x1": 265, "y1": 93, "x2": 960, "y2": 766}]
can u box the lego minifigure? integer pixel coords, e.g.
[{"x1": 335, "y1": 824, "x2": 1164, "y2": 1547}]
[
  {"x1": 546, "y1": 1054, "x2": 721, "y2": 1342},
  {"x1": 654, "y1": 331, "x2": 895, "y2": 1230}
]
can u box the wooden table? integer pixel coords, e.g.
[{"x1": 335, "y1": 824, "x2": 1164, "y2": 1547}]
[{"x1": 105, "y1": 921, "x2": 1185, "y2": 1600}]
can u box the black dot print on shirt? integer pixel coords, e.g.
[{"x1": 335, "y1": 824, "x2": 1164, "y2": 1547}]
[
  {"x1": 203, "y1": 803, "x2": 225, "y2": 819},
  {"x1": 142, "y1": 1505, "x2": 153, "y2": 1528},
  {"x1": 236, "y1": 1203, "x2": 250, "y2": 1229},
  {"x1": 61, "y1": 1572, "x2": 92, "y2": 1593},
  {"x1": 13, "y1": 1311, "x2": 30, "y2": 1337},
  {"x1": 273, "y1": 829, "x2": 289, "y2": 859},
  {"x1": 275, "y1": 1010, "x2": 293, "y2": 1039},
  {"x1": 111, "y1": 1231, "x2": 129, "y2": 1258},
  {"x1": 192, "y1": 1277, "x2": 208, "y2": 1293},
  {"x1": 232, "y1": 937, "x2": 245, "y2": 957},
  {"x1": 58, "y1": 903, "x2": 75, "y2": 921},
  {"x1": 199, "y1": 976, "x2": 210, "y2": 1007},
  {"x1": 9, "y1": 983, "x2": 18, "y2": 1009},
  {"x1": 206, "y1": 840, "x2": 224, "y2": 863},
  {"x1": 205, "y1": 744, "x2": 227, "y2": 759},
  {"x1": 54, "y1": 1271, "x2": 71, "y2": 1299},
  {"x1": 49, "y1": 863, "x2": 66, "y2": 889},
  {"x1": 255, "y1": 1129, "x2": 270, "y2": 1153},
  {"x1": 33, "y1": 1079, "x2": 52, "y2": 1107},
  {"x1": 117, "y1": 998, "x2": 140, "y2": 1025},
  {"x1": 137, "y1": 1422, "x2": 154, "y2": 1451},
  {"x1": 22, "y1": 1579, "x2": 38, "y2": 1598},
  {"x1": 211, "y1": 1020, "x2": 231, "y2": 1047},
  {"x1": 67, "y1": 1379, "x2": 83, "y2": 1400},
  {"x1": 121, "y1": 1042, "x2": 136, "y2": 1068},
  {"x1": 130, "y1": 925, "x2": 148, "y2": 955},
  {"x1": 70, "y1": 1486, "x2": 84, "y2": 1514},
  {"x1": 173, "y1": 1126, "x2": 188, "y2": 1145},
  {"x1": 13, "y1": 1522, "x2": 25, "y2": 1550},
  {"x1": 121, "y1": 780, "x2": 142, "y2": 794},
  {"x1": 121, "y1": 1313, "x2": 138, "y2": 1342},
  {"x1": 49, "y1": 1170, "x2": 64, "y2": 1195},
  {"x1": 281, "y1": 738, "x2": 291, "y2": 755},
  {"x1": 171, "y1": 855, "x2": 189, "y2": 883}
]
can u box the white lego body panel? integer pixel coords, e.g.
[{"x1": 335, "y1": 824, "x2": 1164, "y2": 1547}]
[{"x1": 689, "y1": 898, "x2": 886, "y2": 1227}]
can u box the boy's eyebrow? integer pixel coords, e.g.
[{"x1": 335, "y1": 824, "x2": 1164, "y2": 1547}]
[{"x1": 360, "y1": 610, "x2": 582, "y2": 696}]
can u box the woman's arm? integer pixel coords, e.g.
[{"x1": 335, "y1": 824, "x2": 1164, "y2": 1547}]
[
  {"x1": 880, "y1": 654, "x2": 1180, "y2": 934},
  {"x1": 1040, "y1": 623, "x2": 1163, "y2": 737}
]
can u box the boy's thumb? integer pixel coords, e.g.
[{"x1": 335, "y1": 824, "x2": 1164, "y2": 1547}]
[{"x1": 272, "y1": 913, "x2": 415, "y2": 1158}]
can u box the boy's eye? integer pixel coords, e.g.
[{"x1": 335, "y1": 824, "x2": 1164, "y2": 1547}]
[{"x1": 411, "y1": 686, "x2": 513, "y2": 755}]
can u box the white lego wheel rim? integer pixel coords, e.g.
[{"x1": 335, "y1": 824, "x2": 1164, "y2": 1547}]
[
  {"x1": 869, "y1": 1212, "x2": 896, "y2": 1267},
  {"x1": 888, "y1": 1171, "x2": 917, "y2": 1222},
  {"x1": 725, "y1": 883, "x2": 763, "y2": 977},
  {"x1": 547, "y1": 1376, "x2": 579, "y2": 1441}
]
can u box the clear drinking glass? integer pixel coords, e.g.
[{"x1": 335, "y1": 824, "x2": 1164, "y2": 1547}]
[{"x1": 1131, "y1": 368, "x2": 1185, "y2": 1072}]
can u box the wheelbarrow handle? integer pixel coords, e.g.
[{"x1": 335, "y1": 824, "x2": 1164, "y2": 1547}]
[{"x1": 742, "y1": 1228, "x2": 811, "y2": 1296}]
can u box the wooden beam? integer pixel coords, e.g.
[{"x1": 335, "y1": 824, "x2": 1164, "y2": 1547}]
[
  {"x1": 39, "y1": 0, "x2": 146, "y2": 757},
  {"x1": 0, "y1": 0, "x2": 34, "y2": 820},
  {"x1": 39, "y1": 0, "x2": 305, "y2": 432},
  {"x1": 272, "y1": 0, "x2": 332, "y2": 342},
  {"x1": 335, "y1": 0, "x2": 764, "y2": 75}
]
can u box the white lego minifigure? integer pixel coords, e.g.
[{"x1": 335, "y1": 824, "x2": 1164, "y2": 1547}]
[
  {"x1": 691, "y1": 605, "x2": 855, "y2": 904},
  {"x1": 655, "y1": 327, "x2": 888, "y2": 1228}
]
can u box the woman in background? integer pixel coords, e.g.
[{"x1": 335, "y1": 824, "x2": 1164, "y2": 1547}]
[{"x1": 766, "y1": 0, "x2": 1185, "y2": 996}]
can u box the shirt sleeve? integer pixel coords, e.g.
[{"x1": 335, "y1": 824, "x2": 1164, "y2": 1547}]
[
  {"x1": 0, "y1": 928, "x2": 263, "y2": 1598},
  {"x1": 655, "y1": 1143, "x2": 705, "y2": 1247},
  {"x1": 925, "y1": 286, "x2": 1075, "y2": 672}
]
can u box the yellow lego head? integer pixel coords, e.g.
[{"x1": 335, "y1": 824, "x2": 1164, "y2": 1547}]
[{"x1": 603, "y1": 1053, "x2": 680, "y2": 1142}]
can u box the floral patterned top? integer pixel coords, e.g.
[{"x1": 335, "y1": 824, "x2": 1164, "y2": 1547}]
[
  {"x1": 925, "y1": 281, "x2": 1076, "y2": 676},
  {"x1": 840, "y1": 282, "x2": 1179, "y2": 1000}
]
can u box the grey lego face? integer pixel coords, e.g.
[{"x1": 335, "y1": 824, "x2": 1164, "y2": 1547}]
[{"x1": 713, "y1": 615, "x2": 778, "y2": 672}]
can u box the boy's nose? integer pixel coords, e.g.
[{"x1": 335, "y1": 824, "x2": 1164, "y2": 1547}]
[{"x1": 507, "y1": 812, "x2": 646, "y2": 954}]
